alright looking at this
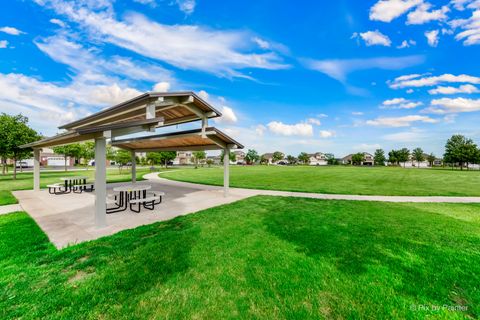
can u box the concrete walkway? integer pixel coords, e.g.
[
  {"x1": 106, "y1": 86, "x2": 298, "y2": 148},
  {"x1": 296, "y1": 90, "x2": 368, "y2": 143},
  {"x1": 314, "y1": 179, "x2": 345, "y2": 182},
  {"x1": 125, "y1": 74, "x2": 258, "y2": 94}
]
[
  {"x1": 0, "y1": 204, "x2": 23, "y2": 215},
  {"x1": 152, "y1": 172, "x2": 480, "y2": 203}
]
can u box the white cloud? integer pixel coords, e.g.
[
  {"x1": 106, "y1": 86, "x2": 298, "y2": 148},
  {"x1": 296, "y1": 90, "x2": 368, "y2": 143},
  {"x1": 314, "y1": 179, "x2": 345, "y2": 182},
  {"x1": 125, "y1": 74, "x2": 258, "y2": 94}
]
[
  {"x1": 307, "y1": 118, "x2": 321, "y2": 125},
  {"x1": 0, "y1": 40, "x2": 8, "y2": 49},
  {"x1": 354, "y1": 143, "x2": 381, "y2": 151},
  {"x1": 428, "y1": 84, "x2": 479, "y2": 94},
  {"x1": 252, "y1": 37, "x2": 270, "y2": 49},
  {"x1": 451, "y1": 0, "x2": 472, "y2": 11},
  {"x1": 369, "y1": 0, "x2": 423, "y2": 22},
  {"x1": 353, "y1": 30, "x2": 392, "y2": 46},
  {"x1": 267, "y1": 121, "x2": 313, "y2": 136},
  {"x1": 152, "y1": 81, "x2": 171, "y2": 92},
  {"x1": 255, "y1": 124, "x2": 266, "y2": 136},
  {"x1": 397, "y1": 39, "x2": 416, "y2": 48},
  {"x1": 319, "y1": 130, "x2": 336, "y2": 138},
  {"x1": 34, "y1": 0, "x2": 289, "y2": 78},
  {"x1": 406, "y1": 3, "x2": 449, "y2": 24},
  {"x1": 381, "y1": 97, "x2": 422, "y2": 109},
  {"x1": 426, "y1": 97, "x2": 480, "y2": 113},
  {"x1": 425, "y1": 30, "x2": 440, "y2": 47},
  {"x1": 366, "y1": 115, "x2": 438, "y2": 127},
  {"x1": 453, "y1": 9, "x2": 480, "y2": 45},
  {"x1": 389, "y1": 73, "x2": 480, "y2": 88},
  {"x1": 383, "y1": 97, "x2": 408, "y2": 105},
  {"x1": 0, "y1": 26, "x2": 25, "y2": 35},
  {"x1": 304, "y1": 55, "x2": 424, "y2": 82},
  {"x1": 49, "y1": 18, "x2": 66, "y2": 28},
  {"x1": 0, "y1": 72, "x2": 142, "y2": 134},
  {"x1": 34, "y1": 35, "x2": 173, "y2": 83},
  {"x1": 214, "y1": 106, "x2": 238, "y2": 124},
  {"x1": 198, "y1": 90, "x2": 209, "y2": 101},
  {"x1": 383, "y1": 128, "x2": 427, "y2": 142},
  {"x1": 176, "y1": 0, "x2": 196, "y2": 14}
]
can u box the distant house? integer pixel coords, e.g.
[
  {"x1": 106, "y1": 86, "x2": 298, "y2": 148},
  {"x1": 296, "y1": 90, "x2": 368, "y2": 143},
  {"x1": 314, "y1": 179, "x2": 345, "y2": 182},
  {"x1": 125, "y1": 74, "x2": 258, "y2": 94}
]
[
  {"x1": 173, "y1": 151, "x2": 193, "y2": 165},
  {"x1": 308, "y1": 152, "x2": 328, "y2": 166},
  {"x1": 207, "y1": 155, "x2": 221, "y2": 165},
  {"x1": 342, "y1": 152, "x2": 374, "y2": 166},
  {"x1": 403, "y1": 153, "x2": 430, "y2": 168},
  {"x1": 13, "y1": 147, "x2": 75, "y2": 168},
  {"x1": 233, "y1": 150, "x2": 245, "y2": 164},
  {"x1": 261, "y1": 153, "x2": 274, "y2": 164}
]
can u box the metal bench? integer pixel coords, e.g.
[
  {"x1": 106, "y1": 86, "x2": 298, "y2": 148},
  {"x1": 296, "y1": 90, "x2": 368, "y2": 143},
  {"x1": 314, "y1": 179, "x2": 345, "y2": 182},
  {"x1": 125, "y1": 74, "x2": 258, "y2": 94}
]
[
  {"x1": 129, "y1": 191, "x2": 164, "y2": 213},
  {"x1": 72, "y1": 183, "x2": 95, "y2": 193},
  {"x1": 47, "y1": 183, "x2": 66, "y2": 195}
]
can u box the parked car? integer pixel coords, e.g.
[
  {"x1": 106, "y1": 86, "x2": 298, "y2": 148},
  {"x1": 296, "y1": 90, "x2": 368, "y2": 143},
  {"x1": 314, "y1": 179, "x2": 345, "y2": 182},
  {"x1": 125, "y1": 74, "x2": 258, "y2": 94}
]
[{"x1": 15, "y1": 161, "x2": 32, "y2": 168}]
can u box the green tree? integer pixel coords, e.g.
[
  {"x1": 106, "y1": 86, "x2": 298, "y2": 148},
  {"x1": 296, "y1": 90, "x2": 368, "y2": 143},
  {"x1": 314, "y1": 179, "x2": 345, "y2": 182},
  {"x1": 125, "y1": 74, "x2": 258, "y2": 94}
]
[
  {"x1": 427, "y1": 153, "x2": 436, "y2": 167},
  {"x1": 53, "y1": 143, "x2": 83, "y2": 171},
  {"x1": 0, "y1": 114, "x2": 39, "y2": 179},
  {"x1": 160, "y1": 151, "x2": 177, "y2": 168},
  {"x1": 286, "y1": 155, "x2": 297, "y2": 165},
  {"x1": 245, "y1": 149, "x2": 260, "y2": 165},
  {"x1": 444, "y1": 134, "x2": 478, "y2": 170},
  {"x1": 79, "y1": 142, "x2": 95, "y2": 169},
  {"x1": 146, "y1": 152, "x2": 163, "y2": 165},
  {"x1": 388, "y1": 150, "x2": 398, "y2": 166},
  {"x1": 272, "y1": 151, "x2": 284, "y2": 163},
  {"x1": 146, "y1": 151, "x2": 177, "y2": 168},
  {"x1": 192, "y1": 151, "x2": 206, "y2": 168},
  {"x1": 114, "y1": 149, "x2": 132, "y2": 173},
  {"x1": 259, "y1": 154, "x2": 268, "y2": 165},
  {"x1": 297, "y1": 152, "x2": 309, "y2": 165},
  {"x1": 351, "y1": 153, "x2": 364, "y2": 165},
  {"x1": 325, "y1": 153, "x2": 337, "y2": 165},
  {"x1": 206, "y1": 159, "x2": 214, "y2": 167},
  {"x1": 374, "y1": 149, "x2": 386, "y2": 166},
  {"x1": 412, "y1": 147, "x2": 425, "y2": 168},
  {"x1": 397, "y1": 148, "x2": 410, "y2": 168},
  {"x1": 220, "y1": 149, "x2": 236, "y2": 164}
]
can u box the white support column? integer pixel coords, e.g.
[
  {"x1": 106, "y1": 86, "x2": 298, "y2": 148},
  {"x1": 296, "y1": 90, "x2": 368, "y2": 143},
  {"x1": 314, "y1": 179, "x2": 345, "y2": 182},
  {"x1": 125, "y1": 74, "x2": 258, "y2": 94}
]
[
  {"x1": 223, "y1": 146, "x2": 230, "y2": 197},
  {"x1": 201, "y1": 116, "x2": 207, "y2": 138},
  {"x1": 33, "y1": 148, "x2": 40, "y2": 191},
  {"x1": 94, "y1": 137, "x2": 107, "y2": 228},
  {"x1": 146, "y1": 103, "x2": 156, "y2": 119},
  {"x1": 131, "y1": 150, "x2": 137, "y2": 183}
]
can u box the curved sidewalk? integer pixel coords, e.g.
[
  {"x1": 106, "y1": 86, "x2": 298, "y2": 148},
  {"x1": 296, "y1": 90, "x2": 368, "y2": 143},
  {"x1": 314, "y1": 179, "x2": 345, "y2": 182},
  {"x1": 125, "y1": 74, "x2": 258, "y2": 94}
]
[{"x1": 147, "y1": 173, "x2": 480, "y2": 203}]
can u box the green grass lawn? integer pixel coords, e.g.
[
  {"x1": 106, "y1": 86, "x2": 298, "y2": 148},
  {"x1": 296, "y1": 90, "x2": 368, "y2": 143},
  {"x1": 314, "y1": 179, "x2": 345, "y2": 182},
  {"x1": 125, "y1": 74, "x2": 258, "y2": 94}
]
[
  {"x1": 1, "y1": 196, "x2": 479, "y2": 319},
  {"x1": 0, "y1": 168, "x2": 152, "y2": 206},
  {"x1": 161, "y1": 165, "x2": 480, "y2": 196}
]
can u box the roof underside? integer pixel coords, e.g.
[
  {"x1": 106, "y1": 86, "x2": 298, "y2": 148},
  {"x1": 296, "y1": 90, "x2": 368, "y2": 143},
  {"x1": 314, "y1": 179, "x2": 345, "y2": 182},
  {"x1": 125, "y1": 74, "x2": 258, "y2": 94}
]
[
  {"x1": 22, "y1": 92, "x2": 228, "y2": 149},
  {"x1": 60, "y1": 92, "x2": 221, "y2": 130},
  {"x1": 112, "y1": 127, "x2": 243, "y2": 151}
]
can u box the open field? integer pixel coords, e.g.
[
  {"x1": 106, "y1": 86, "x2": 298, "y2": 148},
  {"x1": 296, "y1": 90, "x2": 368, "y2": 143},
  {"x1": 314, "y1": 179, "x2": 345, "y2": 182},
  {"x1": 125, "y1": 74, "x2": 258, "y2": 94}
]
[
  {"x1": 0, "y1": 168, "x2": 153, "y2": 206},
  {"x1": 1, "y1": 196, "x2": 478, "y2": 319},
  {"x1": 161, "y1": 165, "x2": 480, "y2": 196}
]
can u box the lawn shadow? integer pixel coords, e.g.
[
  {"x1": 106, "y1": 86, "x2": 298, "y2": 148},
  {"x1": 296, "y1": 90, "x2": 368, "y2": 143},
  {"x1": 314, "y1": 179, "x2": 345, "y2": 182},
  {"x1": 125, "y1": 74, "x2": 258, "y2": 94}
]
[
  {"x1": 261, "y1": 197, "x2": 480, "y2": 315},
  {"x1": 59, "y1": 217, "x2": 198, "y2": 308}
]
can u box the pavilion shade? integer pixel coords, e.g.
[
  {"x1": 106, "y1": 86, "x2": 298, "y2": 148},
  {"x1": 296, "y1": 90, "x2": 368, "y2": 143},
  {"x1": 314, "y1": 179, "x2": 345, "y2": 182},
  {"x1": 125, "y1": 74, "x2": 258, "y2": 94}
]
[
  {"x1": 112, "y1": 127, "x2": 243, "y2": 152},
  {"x1": 60, "y1": 92, "x2": 221, "y2": 130}
]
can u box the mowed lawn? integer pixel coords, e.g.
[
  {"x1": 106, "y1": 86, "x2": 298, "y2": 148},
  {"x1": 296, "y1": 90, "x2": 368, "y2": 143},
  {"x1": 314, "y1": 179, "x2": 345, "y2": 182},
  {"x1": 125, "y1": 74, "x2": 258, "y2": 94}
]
[
  {"x1": 161, "y1": 165, "x2": 480, "y2": 196},
  {"x1": 1, "y1": 196, "x2": 479, "y2": 319},
  {"x1": 0, "y1": 168, "x2": 152, "y2": 205}
]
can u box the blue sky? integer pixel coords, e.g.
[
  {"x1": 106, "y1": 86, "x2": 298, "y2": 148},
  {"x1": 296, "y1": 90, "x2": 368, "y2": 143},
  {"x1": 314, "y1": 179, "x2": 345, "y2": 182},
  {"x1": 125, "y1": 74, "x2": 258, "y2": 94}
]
[{"x1": 1, "y1": 0, "x2": 480, "y2": 157}]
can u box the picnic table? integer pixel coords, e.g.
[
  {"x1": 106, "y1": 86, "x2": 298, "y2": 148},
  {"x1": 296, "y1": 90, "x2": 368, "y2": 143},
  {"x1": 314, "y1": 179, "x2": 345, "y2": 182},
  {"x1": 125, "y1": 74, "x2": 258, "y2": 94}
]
[
  {"x1": 107, "y1": 184, "x2": 152, "y2": 214},
  {"x1": 48, "y1": 176, "x2": 93, "y2": 195},
  {"x1": 60, "y1": 176, "x2": 88, "y2": 192}
]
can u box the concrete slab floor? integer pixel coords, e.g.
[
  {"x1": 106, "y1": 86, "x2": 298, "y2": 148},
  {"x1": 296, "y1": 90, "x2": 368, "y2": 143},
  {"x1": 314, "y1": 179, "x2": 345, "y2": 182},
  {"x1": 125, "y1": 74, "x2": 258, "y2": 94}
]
[{"x1": 13, "y1": 180, "x2": 250, "y2": 249}]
